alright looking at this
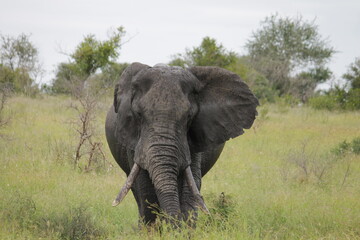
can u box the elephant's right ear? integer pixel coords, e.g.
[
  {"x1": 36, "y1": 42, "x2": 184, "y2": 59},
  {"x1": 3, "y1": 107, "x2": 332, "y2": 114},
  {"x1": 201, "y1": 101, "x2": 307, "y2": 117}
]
[{"x1": 113, "y1": 62, "x2": 149, "y2": 149}]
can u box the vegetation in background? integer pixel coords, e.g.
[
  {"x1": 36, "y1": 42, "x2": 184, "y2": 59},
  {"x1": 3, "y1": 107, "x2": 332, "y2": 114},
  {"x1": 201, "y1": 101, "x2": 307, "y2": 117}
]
[
  {"x1": 343, "y1": 57, "x2": 360, "y2": 89},
  {"x1": 245, "y1": 14, "x2": 335, "y2": 102},
  {"x1": 309, "y1": 57, "x2": 360, "y2": 111},
  {"x1": 2, "y1": 14, "x2": 359, "y2": 109},
  {"x1": 168, "y1": 14, "x2": 339, "y2": 105},
  {"x1": 169, "y1": 37, "x2": 277, "y2": 102},
  {"x1": 169, "y1": 36, "x2": 237, "y2": 68},
  {"x1": 0, "y1": 33, "x2": 42, "y2": 95},
  {"x1": 51, "y1": 27, "x2": 127, "y2": 94},
  {"x1": 0, "y1": 84, "x2": 11, "y2": 135},
  {"x1": 332, "y1": 137, "x2": 360, "y2": 156}
]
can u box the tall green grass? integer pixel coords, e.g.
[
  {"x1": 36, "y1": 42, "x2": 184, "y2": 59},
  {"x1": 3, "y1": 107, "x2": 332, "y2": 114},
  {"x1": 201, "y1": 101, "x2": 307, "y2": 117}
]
[{"x1": 1, "y1": 96, "x2": 360, "y2": 239}]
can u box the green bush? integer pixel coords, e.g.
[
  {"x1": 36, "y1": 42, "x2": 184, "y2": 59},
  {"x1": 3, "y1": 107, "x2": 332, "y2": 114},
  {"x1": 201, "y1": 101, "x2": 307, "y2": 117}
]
[
  {"x1": 332, "y1": 137, "x2": 360, "y2": 156},
  {"x1": 352, "y1": 137, "x2": 360, "y2": 155},
  {"x1": 308, "y1": 95, "x2": 338, "y2": 110},
  {"x1": 331, "y1": 140, "x2": 352, "y2": 156},
  {"x1": 346, "y1": 89, "x2": 360, "y2": 110},
  {"x1": 309, "y1": 87, "x2": 360, "y2": 111}
]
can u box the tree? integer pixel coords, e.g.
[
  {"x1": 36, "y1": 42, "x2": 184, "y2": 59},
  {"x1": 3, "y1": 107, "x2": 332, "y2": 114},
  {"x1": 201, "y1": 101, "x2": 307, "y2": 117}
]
[
  {"x1": 0, "y1": 83, "x2": 11, "y2": 136},
  {"x1": 51, "y1": 62, "x2": 83, "y2": 94},
  {"x1": 52, "y1": 27, "x2": 126, "y2": 94},
  {"x1": 71, "y1": 27, "x2": 124, "y2": 76},
  {"x1": 246, "y1": 14, "x2": 335, "y2": 100},
  {"x1": 0, "y1": 33, "x2": 42, "y2": 94},
  {"x1": 308, "y1": 58, "x2": 360, "y2": 111},
  {"x1": 341, "y1": 57, "x2": 360, "y2": 110},
  {"x1": 169, "y1": 37, "x2": 237, "y2": 68},
  {"x1": 343, "y1": 57, "x2": 360, "y2": 90}
]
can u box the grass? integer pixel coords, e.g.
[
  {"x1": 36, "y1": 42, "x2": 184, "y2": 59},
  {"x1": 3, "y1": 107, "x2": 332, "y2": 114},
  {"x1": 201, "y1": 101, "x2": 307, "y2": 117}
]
[{"x1": 0, "y1": 95, "x2": 360, "y2": 239}]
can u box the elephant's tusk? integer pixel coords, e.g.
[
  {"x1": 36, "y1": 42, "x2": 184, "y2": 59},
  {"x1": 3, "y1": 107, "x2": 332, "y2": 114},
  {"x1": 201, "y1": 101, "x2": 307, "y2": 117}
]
[
  {"x1": 112, "y1": 163, "x2": 140, "y2": 207},
  {"x1": 184, "y1": 166, "x2": 210, "y2": 214}
]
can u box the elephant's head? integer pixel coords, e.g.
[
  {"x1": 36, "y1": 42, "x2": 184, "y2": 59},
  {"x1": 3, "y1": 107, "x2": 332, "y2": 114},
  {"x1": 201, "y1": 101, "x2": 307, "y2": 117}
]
[{"x1": 112, "y1": 62, "x2": 259, "y2": 218}]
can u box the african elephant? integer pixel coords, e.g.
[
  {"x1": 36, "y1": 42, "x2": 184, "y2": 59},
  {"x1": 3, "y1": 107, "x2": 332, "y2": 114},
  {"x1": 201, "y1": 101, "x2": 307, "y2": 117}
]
[{"x1": 105, "y1": 62, "x2": 258, "y2": 224}]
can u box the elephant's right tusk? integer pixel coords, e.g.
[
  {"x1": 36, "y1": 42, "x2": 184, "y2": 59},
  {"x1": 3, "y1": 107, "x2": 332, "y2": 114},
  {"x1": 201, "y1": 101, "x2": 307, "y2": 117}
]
[
  {"x1": 184, "y1": 166, "x2": 210, "y2": 214},
  {"x1": 112, "y1": 163, "x2": 140, "y2": 207}
]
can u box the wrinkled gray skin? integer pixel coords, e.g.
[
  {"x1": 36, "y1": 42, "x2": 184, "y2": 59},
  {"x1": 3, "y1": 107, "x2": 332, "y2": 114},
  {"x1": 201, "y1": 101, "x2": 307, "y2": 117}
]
[{"x1": 105, "y1": 62, "x2": 259, "y2": 224}]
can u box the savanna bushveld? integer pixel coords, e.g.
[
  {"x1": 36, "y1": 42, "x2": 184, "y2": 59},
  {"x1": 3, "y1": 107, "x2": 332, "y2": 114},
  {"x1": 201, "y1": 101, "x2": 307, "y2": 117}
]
[{"x1": 1, "y1": 14, "x2": 360, "y2": 239}]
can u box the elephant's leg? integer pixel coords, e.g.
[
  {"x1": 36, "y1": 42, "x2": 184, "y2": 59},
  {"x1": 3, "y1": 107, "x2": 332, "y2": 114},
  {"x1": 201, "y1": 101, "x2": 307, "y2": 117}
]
[
  {"x1": 180, "y1": 155, "x2": 202, "y2": 222},
  {"x1": 132, "y1": 169, "x2": 159, "y2": 224}
]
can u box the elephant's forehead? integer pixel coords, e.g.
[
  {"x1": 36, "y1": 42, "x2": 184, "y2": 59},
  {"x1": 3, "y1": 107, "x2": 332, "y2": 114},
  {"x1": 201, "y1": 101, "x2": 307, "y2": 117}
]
[
  {"x1": 153, "y1": 63, "x2": 169, "y2": 68},
  {"x1": 144, "y1": 67, "x2": 193, "y2": 81}
]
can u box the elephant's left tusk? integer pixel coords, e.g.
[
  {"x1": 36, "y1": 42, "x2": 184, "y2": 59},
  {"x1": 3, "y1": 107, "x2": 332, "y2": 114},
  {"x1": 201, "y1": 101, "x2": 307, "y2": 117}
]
[
  {"x1": 184, "y1": 166, "x2": 210, "y2": 214},
  {"x1": 112, "y1": 163, "x2": 140, "y2": 207}
]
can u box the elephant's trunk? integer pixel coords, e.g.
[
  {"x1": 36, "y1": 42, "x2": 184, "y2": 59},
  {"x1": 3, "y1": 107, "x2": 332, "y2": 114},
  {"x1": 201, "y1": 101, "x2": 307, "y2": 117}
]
[{"x1": 147, "y1": 142, "x2": 182, "y2": 218}]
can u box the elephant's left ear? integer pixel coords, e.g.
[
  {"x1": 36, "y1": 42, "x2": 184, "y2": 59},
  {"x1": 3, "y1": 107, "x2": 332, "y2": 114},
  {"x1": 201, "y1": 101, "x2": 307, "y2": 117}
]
[{"x1": 188, "y1": 66, "x2": 259, "y2": 152}]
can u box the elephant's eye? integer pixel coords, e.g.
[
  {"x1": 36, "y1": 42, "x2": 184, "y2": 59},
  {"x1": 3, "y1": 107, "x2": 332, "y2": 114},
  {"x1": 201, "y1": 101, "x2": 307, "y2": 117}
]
[
  {"x1": 131, "y1": 102, "x2": 141, "y2": 117},
  {"x1": 132, "y1": 77, "x2": 153, "y2": 93}
]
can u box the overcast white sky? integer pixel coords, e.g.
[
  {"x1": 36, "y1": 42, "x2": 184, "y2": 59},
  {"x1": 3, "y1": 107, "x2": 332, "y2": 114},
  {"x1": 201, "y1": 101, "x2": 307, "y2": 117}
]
[{"x1": 1, "y1": 0, "x2": 359, "y2": 85}]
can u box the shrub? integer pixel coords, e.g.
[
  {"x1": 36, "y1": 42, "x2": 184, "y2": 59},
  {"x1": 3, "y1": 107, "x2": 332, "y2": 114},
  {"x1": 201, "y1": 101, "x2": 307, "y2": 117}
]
[
  {"x1": 0, "y1": 191, "x2": 37, "y2": 229},
  {"x1": 331, "y1": 140, "x2": 352, "y2": 156},
  {"x1": 331, "y1": 137, "x2": 360, "y2": 156},
  {"x1": 308, "y1": 87, "x2": 360, "y2": 111},
  {"x1": 282, "y1": 142, "x2": 338, "y2": 184},
  {"x1": 38, "y1": 205, "x2": 105, "y2": 240},
  {"x1": 351, "y1": 137, "x2": 360, "y2": 155},
  {"x1": 200, "y1": 192, "x2": 237, "y2": 231},
  {"x1": 346, "y1": 89, "x2": 360, "y2": 110},
  {"x1": 308, "y1": 94, "x2": 338, "y2": 111}
]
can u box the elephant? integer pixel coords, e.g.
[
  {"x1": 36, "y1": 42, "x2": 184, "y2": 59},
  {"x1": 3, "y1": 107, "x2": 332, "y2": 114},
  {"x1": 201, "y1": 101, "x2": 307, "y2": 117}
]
[{"x1": 105, "y1": 62, "x2": 259, "y2": 225}]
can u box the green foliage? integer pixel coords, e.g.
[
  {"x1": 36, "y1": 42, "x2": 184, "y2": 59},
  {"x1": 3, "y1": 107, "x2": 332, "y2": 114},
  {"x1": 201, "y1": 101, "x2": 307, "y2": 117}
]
[
  {"x1": 0, "y1": 33, "x2": 41, "y2": 95},
  {"x1": 291, "y1": 67, "x2": 333, "y2": 102},
  {"x1": 332, "y1": 137, "x2": 360, "y2": 156},
  {"x1": 169, "y1": 37, "x2": 237, "y2": 68},
  {"x1": 89, "y1": 62, "x2": 129, "y2": 90},
  {"x1": 71, "y1": 27, "x2": 124, "y2": 76},
  {"x1": 246, "y1": 14, "x2": 334, "y2": 65},
  {"x1": 297, "y1": 67, "x2": 332, "y2": 84},
  {"x1": 52, "y1": 27, "x2": 126, "y2": 94},
  {"x1": 51, "y1": 62, "x2": 83, "y2": 94},
  {"x1": 308, "y1": 94, "x2": 339, "y2": 111},
  {"x1": 0, "y1": 83, "x2": 11, "y2": 138},
  {"x1": 343, "y1": 57, "x2": 360, "y2": 89},
  {"x1": 346, "y1": 88, "x2": 360, "y2": 110},
  {"x1": 332, "y1": 140, "x2": 352, "y2": 157},
  {"x1": 311, "y1": 57, "x2": 360, "y2": 111},
  {"x1": 353, "y1": 137, "x2": 360, "y2": 154},
  {"x1": 309, "y1": 87, "x2": 360, "y2": 111},
  {"x1": 0, "y1": 33, "x2": 38, "y2": 71},
  {"x1": 246, "y1": 14, "x2": 335, "y2": 99},
  {"x1": 170, "y1": 42, "x2": 276, "y2": 102}
]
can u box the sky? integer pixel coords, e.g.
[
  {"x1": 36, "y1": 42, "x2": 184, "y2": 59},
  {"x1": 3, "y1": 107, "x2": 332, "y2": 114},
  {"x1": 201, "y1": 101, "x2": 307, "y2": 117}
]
[{"x1": 1, "y1": 0, "x2": 360, "y2": 86}]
